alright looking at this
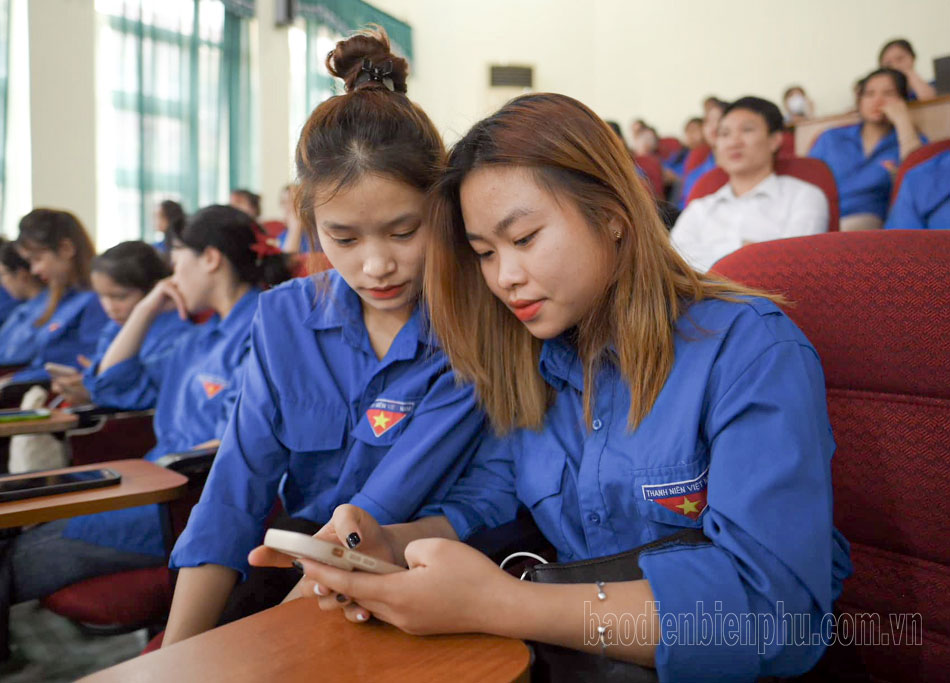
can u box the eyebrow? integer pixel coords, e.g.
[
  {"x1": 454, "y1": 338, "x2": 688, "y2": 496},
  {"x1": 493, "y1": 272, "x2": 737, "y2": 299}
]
[
  {"x1": 321, "y1": 212, "x2": 421, "y2": 232},
  {"x1": 465, "y1": 207, "x2": 535, "y2": 241}
]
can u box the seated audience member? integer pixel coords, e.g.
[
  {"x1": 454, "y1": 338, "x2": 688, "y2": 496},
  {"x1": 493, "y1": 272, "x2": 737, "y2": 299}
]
[
  {"x1": 229, "y1": 188, "x2": 261, "y2": 220},
  {"x1": 252, "y1": 93, "x2": 850, "y2": 682},
  {"x1": 161, "y1": 27, "x2": 483, "y2": 647},
  {"x1": 153, "y1": 200, "x2": 185, "y2": 254},
  {"x1": 629, "y1": 117, "x2": 646, "y2": 142},
  {"x1": 879, "y1": 38, "x2": 936, "y2": 102},
  {"x1": 884, "y1": 149, "x2": 950, "y2": 230},
  {"x1": 783, "y1": 85, "x2": 815, "y2": 124},
  {"x1": 810, "y1": 68, "x2": 924, "y2": 231},
  {"x1": 7, "y1": 210, "x2": 108, "y2": 384},
  {"x1": 50, "y1": 241, "x2": 192, "y2": 406},
  {"x1": 671, "y1": 97, "x2": 828, "y2": 271},
  {"x1": 632, "y1": 126, "x2": 666, "y2": 198},
  {"x1": 0, "y1": 241, "x2": 22, "y2": 326},
  {"x1": 0, "y1": 205, "x2": 292, "y2": 661},
  {"x1": 679, "y1": 98, "x2": 726, "y2": 208},
  {"x1": 664, "y1": 117, "x2": 703, "y2": 180},
  {"x1": 0, "y1": 242, "x2": 47, "y2": 366}
]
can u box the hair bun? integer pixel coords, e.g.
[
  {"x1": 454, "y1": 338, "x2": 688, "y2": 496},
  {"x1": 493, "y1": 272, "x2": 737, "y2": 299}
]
[{"x1": 325, "y1": 26, "x2": 409, "y2": 94}]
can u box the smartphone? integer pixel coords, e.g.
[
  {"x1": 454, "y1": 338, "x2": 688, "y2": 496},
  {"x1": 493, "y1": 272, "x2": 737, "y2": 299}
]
[
  {"x1": 45, "y1": 362, "x2": 79, "y2": 377},
  {"x1": 263, "y1": 528, "x2": 405, "y2": 575},
  {"x1": 0, "y1": 468, "x2": 121, "y2": 503},
  {"x1": 0, "y1": 408, "x2": 51, "y2": 423}
]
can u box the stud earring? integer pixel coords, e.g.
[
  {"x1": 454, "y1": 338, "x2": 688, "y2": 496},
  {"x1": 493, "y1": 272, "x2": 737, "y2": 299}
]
[{"x1": 613, "y1": 230, "x2": 622, "y2": 240}]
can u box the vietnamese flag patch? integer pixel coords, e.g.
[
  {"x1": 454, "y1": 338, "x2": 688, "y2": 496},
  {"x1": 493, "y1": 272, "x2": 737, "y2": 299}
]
[
  {"x1": 641, "y1": 468, "x2": 709, "y2": 520},
  {"x1": 197, "y1": 374, "x2": 228, "y2": 400},
  {"x1": 365, "y1": 398, "x2": 415, "y2": 437}
]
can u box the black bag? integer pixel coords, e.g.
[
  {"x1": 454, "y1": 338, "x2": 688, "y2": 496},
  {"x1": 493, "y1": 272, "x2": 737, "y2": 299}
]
[{"x1": 523, "y1": 528, "x2": 711, "y2": 683}]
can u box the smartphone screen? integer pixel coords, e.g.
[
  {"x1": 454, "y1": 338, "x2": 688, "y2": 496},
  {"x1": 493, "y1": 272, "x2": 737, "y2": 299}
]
[{"x1": 0, "y1": 468, "x2": 121, "y2": 502}]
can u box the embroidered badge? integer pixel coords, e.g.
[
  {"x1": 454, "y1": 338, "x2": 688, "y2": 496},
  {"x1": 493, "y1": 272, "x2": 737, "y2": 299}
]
[
  {"x1": 48, "y1": 322, "x2": 61, "y2": 333},
  {"x1": 198, "y1": 374, "x2": 229, "y2": 400},
  {"x1": 365, "y1": 398, "x2": 415, "y2": 437},
  {"x1": 641, "y1": 468, "x2": 709, "y2": 520}
]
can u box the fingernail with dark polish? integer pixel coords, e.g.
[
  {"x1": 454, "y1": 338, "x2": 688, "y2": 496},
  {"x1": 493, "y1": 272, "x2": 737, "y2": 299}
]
[
  {"x1": 346, "y1": 533, "x2": 361, "y2": 549},
  {"x1": 336, "y1": 593, "x2": 348, "y2": 603},
  {"x1": 292, "y1": 560, "x2": 303, "y2": 573}
]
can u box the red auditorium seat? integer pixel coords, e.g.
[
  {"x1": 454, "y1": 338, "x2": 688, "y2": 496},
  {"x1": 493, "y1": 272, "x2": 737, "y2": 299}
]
[
  {"x1": 634, "y1": 154, "x2": 665, "y2": 199},
  {"x1": 891, "y1": 139, "x2": 950, "y2": 205},
  {"x1": 686, "y1": 156, "x2": 840, "y2": 232},
  {"x1": 779, "y1": 130, "x2": 796, "y2": 159},
  {"x1": 683, "y1": 144, "x2": 711, "y2": 175},
  {"x1": 712, "y1": 230, "x2": 950, "y2": 683},
  {"x1": 657, "y1": 137, "x2": 683, "y2": 162}
]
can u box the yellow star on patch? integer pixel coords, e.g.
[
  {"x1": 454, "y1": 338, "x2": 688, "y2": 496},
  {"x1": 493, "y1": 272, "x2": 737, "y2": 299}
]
[
  {"x1": 372, "y1": 413, "x2": 392, "y2": 429},
  {"x1": 676, "y1": 496, "x2": 700, "y2": 515}
]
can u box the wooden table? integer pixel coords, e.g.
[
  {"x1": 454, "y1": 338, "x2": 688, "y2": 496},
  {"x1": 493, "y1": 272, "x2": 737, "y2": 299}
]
[
  {"x1": 79, "y1": 598, "x2": 531, "y2": 683},
  {"x1": 0, "y1": 409, "x2": 78, "y2": 437},
  {"x1": 0, "y1": 459, "x2": 187, "y2": 528}
]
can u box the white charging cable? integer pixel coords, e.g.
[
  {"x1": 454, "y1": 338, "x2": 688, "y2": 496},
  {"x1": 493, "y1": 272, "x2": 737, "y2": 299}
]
[{"x1": 499, "y1": 551, "x2": 549, "y2": 580}]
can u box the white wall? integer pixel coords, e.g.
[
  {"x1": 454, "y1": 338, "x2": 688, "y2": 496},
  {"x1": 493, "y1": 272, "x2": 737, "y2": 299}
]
[{"x1": 373, "y1": 0, "x2": 950, "y2": 141}]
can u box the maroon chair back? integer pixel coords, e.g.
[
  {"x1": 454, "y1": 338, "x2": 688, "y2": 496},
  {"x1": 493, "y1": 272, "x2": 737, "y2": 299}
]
[
  {"x1": 713, "y1": 231, "x2": 950, "y2": 683},
  {"x1": 891, "y1": 139, "x2": 950, "y2": 205},
  {"x1": 686, "y1": 157, "x2": 840, "y2": 232},
  {"x1": 683, "y1": 144, "x2": 710, "y2": 175},
  {"x1": 778, "y1": 130, "x2": 796, "y2": 159},
  {"x1": 657, "y1": 137, "x2": 683, "y2": 162},
  {"x1": 68, "y1": 412, "x2": 157, "y2": 465},
  {"x1": 634, "y1": 154, "x2": 665, "y2": 199}
]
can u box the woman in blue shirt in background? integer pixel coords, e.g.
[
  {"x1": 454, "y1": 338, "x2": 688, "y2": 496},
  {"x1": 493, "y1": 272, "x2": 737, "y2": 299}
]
[
  {"x1": 48, "y1": 241, "x2": 192, "y2": 407},
  {"x1": 0, "y1": 205, "x2": 290, "y2": 660},
  {"x1": 6, "y1": 209, "x2": 108, "y2": 384},
  {"x1": 885, "y1": 150, "x2": 950, "y2": 230},
  {"x1": 255, "y1": 93, "x2": 852, "y2": 681},
  {"x1": 161, "y1": 28, "x2": 485, "y2": 648},
  {"x1": 810, "y1": 68, "x2": 924, "y2": 231},
  {"x1": 0, "y1": 242, "x2": 47, "y2": 366}
]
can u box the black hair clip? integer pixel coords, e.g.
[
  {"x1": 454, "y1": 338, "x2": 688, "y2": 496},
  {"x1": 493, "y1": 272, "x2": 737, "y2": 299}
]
[{"x1": 354, "y1": 58, "x2": 395, "y2": 92}]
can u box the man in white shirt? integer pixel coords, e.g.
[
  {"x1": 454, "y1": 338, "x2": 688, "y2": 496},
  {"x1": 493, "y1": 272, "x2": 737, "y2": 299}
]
[{"x1": 671, "y1": 96, "x2": 829, "y2": 272}]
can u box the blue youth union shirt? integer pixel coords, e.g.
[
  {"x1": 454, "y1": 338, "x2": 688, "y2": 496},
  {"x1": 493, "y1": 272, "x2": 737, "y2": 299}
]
[
  {"x1": 11, "y1": 289, "x2": 109, "y2": 383},
  {"x1": 0, "y1": 286, "x2": 19, "y2": 328},
  {"x1": 809, "y1": 123, "x2": 926, "y2": 220},
  {"x1": 0, "y1": 290, "x2": 50, "y2": 366},
  {"x1": 423, "y1": 297, "x2": 853, "y2": 681},
  {"x1": 170, "y1": 272, "x2": 484, "y2": 579},
  {"x1": 62, "y1": 289, "x2": 261, "y2": 557},
  {"x1": 679, "y1": 154, "x2": 717, "y2": 209},
  {"x1": 885, "y1": 150, "x2": 950, "y2": 230},
  {"x1": 81, "y1": 310, "x2": 193, "y2": 408}
]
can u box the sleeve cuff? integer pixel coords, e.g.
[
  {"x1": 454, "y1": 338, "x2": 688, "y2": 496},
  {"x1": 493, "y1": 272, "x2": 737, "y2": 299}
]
[
  {"x1": 348, "y1": 491, "x2": 399, "y2": 527},
  {"x1": 169, "y1": 500, "x2": 264, "y2": 581},
  {"x1": 92, "y1": 355, "x2": 143, "y2": 392},
  {"x1": 639, "y1": 543, "x2": 759, "y2": 682},
  {"x1": 414, "y1": 500, "x2": 488, "y2": 542}
]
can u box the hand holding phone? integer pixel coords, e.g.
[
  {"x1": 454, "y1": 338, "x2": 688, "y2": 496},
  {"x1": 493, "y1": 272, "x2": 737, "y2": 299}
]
[
  {"x1": 262, "y1": 529, "x2": 404, "y2": 575},
  {"x1": 44, "y1": 362, "x2": 80, "y2": 378}
]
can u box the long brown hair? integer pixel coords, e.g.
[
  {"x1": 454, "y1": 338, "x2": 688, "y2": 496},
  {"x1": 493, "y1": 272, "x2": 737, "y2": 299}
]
[
  {"x1": 17, "y1": 209, "x2": 96, "y2": 327},
  {"x1": 293, "y1": 26, "x2": 444, "y2": 251},
  {"x1": 426, "y1": 93, "x2": 776, "y2": 434}
]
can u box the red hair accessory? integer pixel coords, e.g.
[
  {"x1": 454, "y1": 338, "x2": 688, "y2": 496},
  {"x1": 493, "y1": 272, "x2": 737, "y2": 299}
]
[{"x1": 250, "y1": 226, "x2": 282, "y2": 262}]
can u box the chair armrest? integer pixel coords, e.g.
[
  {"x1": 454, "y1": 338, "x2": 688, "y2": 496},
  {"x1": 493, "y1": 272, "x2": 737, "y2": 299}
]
[
  {"x1": 464, "y1": 508, "x2": 554, "y2": 564},
  {"x1": 66, "y1": 405, "x2": 156, "y2": 430},
  {"x1": 154, "y1": 447, "x2": 218, "y2": 480}
]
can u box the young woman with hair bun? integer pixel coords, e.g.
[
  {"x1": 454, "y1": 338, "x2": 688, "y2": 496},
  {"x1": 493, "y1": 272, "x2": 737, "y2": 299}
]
[
  {"x1": 254, "y1": 93, "x2": 853, "y2": 681},
  {"x1": 162, "y1": 27, "x2": 484, "y2": 647}
]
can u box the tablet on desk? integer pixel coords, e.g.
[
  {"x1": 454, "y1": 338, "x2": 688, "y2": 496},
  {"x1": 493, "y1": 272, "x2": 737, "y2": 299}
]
[
  {"x1": 0, "y1": 468, "x2": 121, "y2": 503},
  {"x1": 0, "y1": 408, "x2": 51, "y2": 423}
]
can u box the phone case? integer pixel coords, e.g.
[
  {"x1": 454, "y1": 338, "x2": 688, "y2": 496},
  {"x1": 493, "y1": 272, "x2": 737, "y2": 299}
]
[{"x1": 263, "y1": 529, "x2": 404, "y2": 574}]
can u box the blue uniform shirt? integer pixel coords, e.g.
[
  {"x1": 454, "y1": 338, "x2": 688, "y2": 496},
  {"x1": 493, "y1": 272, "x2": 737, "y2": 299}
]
[
  {"x1": 11, "y1": 289, "x2": 109, "y2": 383},
  {"x1": 422, "y1": 297, "x2": 852, "y2": 681},
  {"x1": 62, "y1": 289, "x2": 261, "y2": 557},
  {"x1": 885, "y1": 150, "x2": 950, "y2": 230},
  {"x1": 679, "y1": 154, "x2": 717, "y2": 209},
  {"x1": 81, "y1": 311, "x2": 194, "y2": 407},
  {"x1": 0, "y1": 291, "x2": 50, "y2": 366},
  {"x1": 0, "y1": 287, "x2": 19, "y2": 328},
  {"x1": 809, "y1": 123, "x2": 926, "y2": 220},
  {"x1": 170, "y1": 272, "x2": 484, "y2": 579}
]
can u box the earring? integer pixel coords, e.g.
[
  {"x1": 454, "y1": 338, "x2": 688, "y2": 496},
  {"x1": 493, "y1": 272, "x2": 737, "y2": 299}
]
[{"x1": 613, "y1": 230, "x2": 622, "y2": 241}]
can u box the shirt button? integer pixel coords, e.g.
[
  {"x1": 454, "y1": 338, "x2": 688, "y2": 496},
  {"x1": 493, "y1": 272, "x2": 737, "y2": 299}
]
[
  {"x1": 588, "y1": 513, "x2": 601, "y2": 524},
  {"x1": 592, "y1": 418, "x2": 603, "y2": 431}
]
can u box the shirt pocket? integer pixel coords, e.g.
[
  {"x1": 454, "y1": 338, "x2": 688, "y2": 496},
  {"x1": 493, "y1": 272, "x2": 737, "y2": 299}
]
[
  {"x1": 276, "y1": 401, "x2": 348, "y2": 454},
  {"x1": 632, "y1": 458, "x2": 709, "y2": 531},
  {"x1": 350, "y1": 395, "x2": 423, "y2": 447},
  {"x1": 514, "y1": 446, "x2": 569, "y2": 552}
]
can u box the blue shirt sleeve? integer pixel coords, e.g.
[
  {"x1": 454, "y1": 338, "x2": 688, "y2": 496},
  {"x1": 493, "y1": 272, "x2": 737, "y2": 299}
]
[
  {"x1": 884, "y1": 178, "x2": 924, "y2": 229},
  {"x1": 638, "y1": 340, "x2": 846, "y2": 680},
  {"x1": 169, "y1": 310, "x2": 289, "y2": 579},
  {"x1": 416, "y1": 429, "x2": 521, "y2": 540},
  {"x1": 348, "y1": 371, "x2": 485, "y2": 525}
]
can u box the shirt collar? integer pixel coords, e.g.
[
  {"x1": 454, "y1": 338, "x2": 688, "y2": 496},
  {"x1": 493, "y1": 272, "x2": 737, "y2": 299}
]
[
  {"x1": 538, "y1": 334, "x2": 585, "y2": 393},
  {"x1": 712, "y1": 173, "x2": 779, "y2": 203},
  {"x1": 303, "y1": 270, "x2": 428, "y2": 361},
  {"x1": 213, "y1": 288, "x2": 260, "y2": 336}
]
